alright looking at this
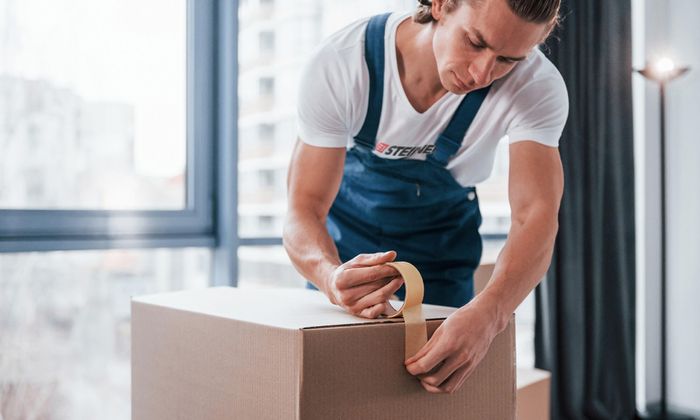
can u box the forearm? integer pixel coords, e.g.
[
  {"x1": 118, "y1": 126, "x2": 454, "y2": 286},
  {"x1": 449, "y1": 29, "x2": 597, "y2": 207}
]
[
  {"x1": 470, "y1": 207, "x2": 559, "y2": 332},
  {"x1": 282, "y1": 208, "x2": 342, "y2": 295}
]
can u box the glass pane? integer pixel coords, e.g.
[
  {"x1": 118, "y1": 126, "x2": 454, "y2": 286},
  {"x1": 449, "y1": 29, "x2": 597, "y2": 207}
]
[
  {"x1": 238, "y1": 245, "x2": 306, "y2": 289},
  {"x1": 515, "y1": 290, "x2": 536, "y2": 368},
  {"x1": 237, "y1": 0, "x2": 416, "y2": 237},
  {"x1": 476, "y1": 139, "x2": 512, "y2": 236},
  {"x1": 0, "y1": 248, "x2": 211, "y2": 420},
  {"x1": 0, "y1": 0, "x2": 187, "y2": 210}
]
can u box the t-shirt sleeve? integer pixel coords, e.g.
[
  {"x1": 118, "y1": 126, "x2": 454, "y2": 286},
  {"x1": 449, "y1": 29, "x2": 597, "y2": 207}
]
[
  {"x1": 296, "y1": 43, "x2": 351, "y2": 148},
  {"x1": 505, "y1": 73, "x2": 569, "y2": 147}
]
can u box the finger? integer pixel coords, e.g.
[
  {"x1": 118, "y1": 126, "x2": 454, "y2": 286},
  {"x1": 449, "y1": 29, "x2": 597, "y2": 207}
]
[
  {"x1": 405, "y1": 343, "x2": 448, "y2": 376},
  {"x1": 418, "y1": 355, "x2": 462, "y2": 389},
  {"x1": 348, "y1": 275, "x2": 396, "y2": 296},
  {"x1": 353, "y1": 277, "x2": 404, "y2": 311},
  {"x1": 348, "y1": 250, "x2": 397, "y2": 267},
  {"x1": 335, "y1": 265, "x2": 396, "y2": 290},
  {"x1": 358, "y1": 301, "x2": 390, "y2": 319},
  {"x1": 381, "y1": 301, "x2": 400, "y2": 317},
  {"x1": 420, "y1": 381, "x2": 443, "y2": 394},
  {"x1": 335, "y1": 276, "x2": 392, "y2": 307},
  {"x1": 405, "y1": 333, "x2": 437, "y2": 365},
  {"x1": 340, "y1": 264, "x2": 399, "y2": 288},
  {"x1": 405, "y1": 325, "x2": 446, "y2": 364},
  {"x1": 436, "y1": 362, "x2": 473, "y2": 394}
]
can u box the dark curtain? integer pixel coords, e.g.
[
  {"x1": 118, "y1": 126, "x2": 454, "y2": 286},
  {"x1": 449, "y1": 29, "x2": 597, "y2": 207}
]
[{"x1": 535, "y1": 0, "x2": 637, "y2": 419}]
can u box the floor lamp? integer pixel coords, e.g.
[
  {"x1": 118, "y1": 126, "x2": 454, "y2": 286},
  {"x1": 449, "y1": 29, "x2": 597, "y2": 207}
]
[{"x1": 635, "y1": 58, "x2": 691, "y2": 420}]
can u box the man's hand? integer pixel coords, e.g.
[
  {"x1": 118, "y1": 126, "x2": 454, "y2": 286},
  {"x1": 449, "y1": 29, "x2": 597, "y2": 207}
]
[
  {"x1": 325, "y1": 251, "x2": 404, "y2": 319},
  {"x1": 404, "y1": 301, "x2": 500, "y2": 394}
]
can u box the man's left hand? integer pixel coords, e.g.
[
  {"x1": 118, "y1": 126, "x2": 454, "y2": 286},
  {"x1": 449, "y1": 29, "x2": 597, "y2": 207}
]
[{"x1": 404, "y1": 302, "x2": 501, "y2": 394}]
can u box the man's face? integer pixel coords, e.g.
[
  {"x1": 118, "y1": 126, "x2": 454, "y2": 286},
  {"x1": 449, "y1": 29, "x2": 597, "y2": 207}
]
[{"x1": 432, "y1": 0, "x2": 549, "y2": 93}]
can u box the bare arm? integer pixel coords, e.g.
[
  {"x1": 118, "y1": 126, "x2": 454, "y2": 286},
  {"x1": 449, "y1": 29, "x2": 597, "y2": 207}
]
[
  {"x1": 472, "y1": 140, "x2": 564, "y2": 331},
  {"x1": 283, "y1": 139, "x2": 402, "y2": 318},
  {"x1": 403, "y1": 140, "x2": 564, "y2": 393},
  {"x1": 283, "y1": 139, "x2": 345, "y2": 291}
]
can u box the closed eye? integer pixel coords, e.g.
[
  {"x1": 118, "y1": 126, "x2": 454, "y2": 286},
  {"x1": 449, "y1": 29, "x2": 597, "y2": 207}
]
[
  {"x1": 467, "y1": 38, "x2": 486, "y2": 50},
  {"x1": 497, "y1": 57, "x2": 517, "y2": 64},
  {"x1": 467, "y1": 34, "x2": 520, "y2": 65}
]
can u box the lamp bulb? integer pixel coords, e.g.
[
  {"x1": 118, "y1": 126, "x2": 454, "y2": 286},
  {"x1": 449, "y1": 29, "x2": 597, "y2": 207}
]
[{"x1": 653, "y1": 57, "x2": 676, "y2": 78}]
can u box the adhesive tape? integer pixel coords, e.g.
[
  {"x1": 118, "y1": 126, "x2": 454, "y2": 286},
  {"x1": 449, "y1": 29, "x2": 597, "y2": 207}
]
[{"x1": 384, "y1": 262, "x2": 427, "y2": 360}]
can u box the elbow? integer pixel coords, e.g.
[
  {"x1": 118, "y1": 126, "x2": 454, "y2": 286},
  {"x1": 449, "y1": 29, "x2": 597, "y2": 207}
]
[
  {"x1": 282, "y1": 204, "x2": 321, "y2": 254},
  {"x1": 511, "y1": 204, "x2": 560, "y2": 247},
  {"x1": 539, "y1": 205, "x2": 560, "y2": 251},
  {"x1": 539, "y1": 204, "x2": 560, "y2": 241},
  {"x1": 549, "y1": 216, "x2": 559, "y2": 246}
]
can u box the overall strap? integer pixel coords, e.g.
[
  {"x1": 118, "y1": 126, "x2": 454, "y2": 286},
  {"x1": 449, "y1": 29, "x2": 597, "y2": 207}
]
[
  {"x1": 427, "y1": 85, "x2": 492, "y2": 166},
  {"x1": 353, "y1": 12, "x2": 391, "y2": 149}
]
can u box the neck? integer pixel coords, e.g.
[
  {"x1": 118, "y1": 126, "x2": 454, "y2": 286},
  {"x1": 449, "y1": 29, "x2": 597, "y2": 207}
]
[{"x1": 395, "y1": 18, "x2": 447, "y2": 108}]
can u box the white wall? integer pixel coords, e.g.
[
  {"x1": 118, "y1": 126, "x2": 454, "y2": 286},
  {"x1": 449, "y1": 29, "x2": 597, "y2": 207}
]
[
  {"x1": 635, "y1": 0, "x2": 700, "y2": 414},
  {"x1": 665, "y1": 0, "x2": 700, "y2": 413}
]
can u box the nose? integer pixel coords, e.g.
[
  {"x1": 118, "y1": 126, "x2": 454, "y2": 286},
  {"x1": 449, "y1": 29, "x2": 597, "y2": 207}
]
[{"x1": 469, "y1": 55, "x2": 496, "y2": 86}]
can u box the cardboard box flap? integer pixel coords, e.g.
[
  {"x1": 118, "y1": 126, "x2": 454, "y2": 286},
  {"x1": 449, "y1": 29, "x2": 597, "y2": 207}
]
[{"x1": 132, "y1": 286, "x2": 457, "y2": 330}]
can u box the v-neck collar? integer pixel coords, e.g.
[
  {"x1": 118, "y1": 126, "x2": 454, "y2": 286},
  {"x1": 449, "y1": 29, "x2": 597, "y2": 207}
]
[{"x1": 388, "y1": 13, "x2": 460, "y2": 116}]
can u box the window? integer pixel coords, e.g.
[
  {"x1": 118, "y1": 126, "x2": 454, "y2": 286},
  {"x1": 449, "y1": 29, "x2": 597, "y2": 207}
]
[
  {"x1": 259, "y1": 30, "x2": 276, "y2": 54},
  {"x1": 0, "y1": 1, "x2": 221, "y2": 418},
  {"x1": 259, "y1": 122, "x2": 276, "y2": 142},
  {"x1": 0, "y1": 0, "x2": 215, "y2": 249},
  {"x1": 0, "y1": 248, "x2": 210, "y2": 419},
  {"x1": 258, "y1": 76, "x2": 275, "y2": 97},
  {"x1": 1, "y1": 2, "x2": 186, "y2": 211}
]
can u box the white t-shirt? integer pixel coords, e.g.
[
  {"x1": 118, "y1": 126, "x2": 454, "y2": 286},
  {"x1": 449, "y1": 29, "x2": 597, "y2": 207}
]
[{"x1": 296, "y1": 11, "x2": 569, "y2": 187}]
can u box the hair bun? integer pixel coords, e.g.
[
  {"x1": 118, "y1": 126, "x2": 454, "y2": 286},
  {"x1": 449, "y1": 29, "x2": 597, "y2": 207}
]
[{"x1": 418, "y1": 0, "x2": 432, "y2": 6}]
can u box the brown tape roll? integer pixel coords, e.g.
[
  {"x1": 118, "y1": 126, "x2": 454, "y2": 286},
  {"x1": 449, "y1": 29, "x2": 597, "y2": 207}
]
[{"x1": 384, "y1": 262, "x2": 427, "y2": 360}]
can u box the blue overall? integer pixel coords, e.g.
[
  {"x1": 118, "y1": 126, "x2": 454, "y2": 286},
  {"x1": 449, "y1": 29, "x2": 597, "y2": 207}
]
[{"x1": 306, "y1": 13, "x2": 491, "y2": 308}]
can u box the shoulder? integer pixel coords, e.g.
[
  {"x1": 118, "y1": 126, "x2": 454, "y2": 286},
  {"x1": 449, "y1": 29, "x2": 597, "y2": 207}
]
[
  {"x1": 325, "y1": 15, "x2": 371, "y2": 53},
  {"x1": 301, "y1": 12, "x2": 408, "y2": 81},
  {"x1": 496, "y1": 48, "x2": 568, "y2": 110},
  {"x1": 296, "y1": 16, "x2": 374, "y2": 147},
  {"x1": 491, "y1": 49, "x2": 569, "y2": 146}
]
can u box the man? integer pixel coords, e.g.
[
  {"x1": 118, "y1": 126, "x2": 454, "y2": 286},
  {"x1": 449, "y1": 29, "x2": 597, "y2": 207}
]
[{"x1": 283, "y1": 0, "x2": 567, "y2": 394}]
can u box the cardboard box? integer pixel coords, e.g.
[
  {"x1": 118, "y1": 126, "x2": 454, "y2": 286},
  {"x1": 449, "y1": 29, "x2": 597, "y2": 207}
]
[
  {"x1": 132, "y1": 287, "x2": 516, "y2": 419},
  {"x1": 475, "y1": 263, "x2": 552, "y2": 419},
  {"x1": 516, "y1": 368, "x2": 551, "y2": 420}
]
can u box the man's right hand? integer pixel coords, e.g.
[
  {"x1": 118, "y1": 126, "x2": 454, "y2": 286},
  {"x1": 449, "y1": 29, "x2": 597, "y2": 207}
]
[
  {"x1": 324, "y1": 251, "x2": 404, "y2": 319},
  {"x1": 284, "y1": 141, "x2": 404, "y2": 319}
]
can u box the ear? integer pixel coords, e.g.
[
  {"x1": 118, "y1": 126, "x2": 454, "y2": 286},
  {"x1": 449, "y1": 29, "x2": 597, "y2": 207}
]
[
  {"x1": 539, "y1": 21, "x2": 557, "y2": 44},
  {"x1": 431, "y1": 0, "x2": 448, "y2": 21}
]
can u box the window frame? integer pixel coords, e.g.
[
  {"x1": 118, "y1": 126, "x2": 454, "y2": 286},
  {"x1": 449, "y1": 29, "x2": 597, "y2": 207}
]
[{"x1": 0, "y1": 0, "x2": 216, "y2": 253}]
